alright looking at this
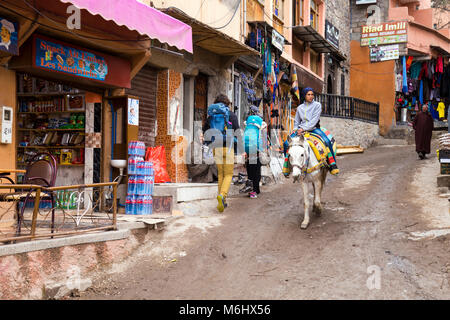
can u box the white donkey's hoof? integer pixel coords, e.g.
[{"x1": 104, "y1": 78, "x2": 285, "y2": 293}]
[
  {"x1": 313, "y1": 205, "x2": 322, "y2": 216},
  {"x1": 300, "y1": 222, "x2": 309, "y2": 229}
]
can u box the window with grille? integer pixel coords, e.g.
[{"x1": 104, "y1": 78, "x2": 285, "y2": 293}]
[
  {"x1": 273, "y1": 0, "x2": 285, "y2": 20},
  {"x1": 310, "y1": 49, "x2": 320, "y2": 75},
  {"x1": 293, "y1": 0, "x2": 304, "y2": 26},
  {"x1": 310, "y1": 0, "x2": 319, "y2": 31}
]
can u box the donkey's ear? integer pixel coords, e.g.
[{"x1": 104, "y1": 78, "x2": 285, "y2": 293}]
[{"x1": 287, "y1": 135, "x2": 293, "y2": 146}]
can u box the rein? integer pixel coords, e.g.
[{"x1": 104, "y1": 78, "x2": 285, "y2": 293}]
[{"x1": 290, "y1": 138, "x2": 325, "y2": 176}]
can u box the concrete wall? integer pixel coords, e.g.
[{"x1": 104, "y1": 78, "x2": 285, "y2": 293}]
[
  {"x1": 146, "y1": 0, "x2": 242, "y2": 42},
  {"x1": 320, "y1": 117, "x2": 380, "y2": 149},
  {"x1": 0, "y1": 228, "x2": 155, "y2": 299},
  {"x1": 349, "y1": 41, "x2": 395, "y2": 136},
  {"x1": 0, "y1": 67, "x2": 16, "y2": 176}
]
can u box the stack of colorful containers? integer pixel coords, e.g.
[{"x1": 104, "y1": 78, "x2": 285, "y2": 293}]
[{"x1": 126, "y1": 141, "x2": 155, "y2": 215}]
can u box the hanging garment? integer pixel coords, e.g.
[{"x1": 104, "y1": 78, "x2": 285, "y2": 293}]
[
  {"x1": 395, "y1": 73, "x2": 403, "y2": 92},
  {"x1": 402, "y1": 56, "x2": 408, "y2": 94},
  {"x1": 410, "y1": 62, "x2": 422, "y2": 79},
  {"x1": 440, "y1": 65, "x2": 450, "y2": 98},
  {"x1": 419, "y1": 80, "x2": 424, "y2": 105},
  {"x1": 419, "y1": 62, "x2": 428, "y2": 80},
  {"x1": 438, "y1": 101, "x2": 446, "y2": 119},
  {"x1": 423, "y1": 79, "x2": 431, "y2": 101},
  {"x1": 406, "y1": 56, "x2": 414, "y2": 70},
  {"x1": 437, "y1": 57, "x2": 444, "y2": 73}
]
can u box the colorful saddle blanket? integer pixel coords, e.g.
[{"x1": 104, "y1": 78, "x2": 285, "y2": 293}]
[{"x1": 305, "y1": 127, "x2": 337, "y2": 163}]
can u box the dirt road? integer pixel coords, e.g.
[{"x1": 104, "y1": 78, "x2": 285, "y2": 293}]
[{"x1": 78, "y1": 141, "x2": 450, "y2": 299}]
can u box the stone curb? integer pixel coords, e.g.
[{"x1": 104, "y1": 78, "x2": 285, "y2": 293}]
[{"x1": 0, "y1": 229, "x2": 131, "y2": 257}]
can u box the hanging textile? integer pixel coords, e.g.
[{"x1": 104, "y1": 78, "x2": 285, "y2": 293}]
[
  {"x1": 291, "y1": 65, "x2": 300, "y2": 101},
  {"x1": 419, "y1": 80, "x2": 423, "y2": 105},
  {"x1": 402, "y1": 56, "x2": 408, "y2": 94}
]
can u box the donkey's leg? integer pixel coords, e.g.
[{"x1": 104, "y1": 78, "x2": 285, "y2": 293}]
[
  {"x1": 312, "y1": 176, "x2": 323, "y2": 216},
  {"x1": 301, "y1": 181, "x2": 310, "y2": 229}
]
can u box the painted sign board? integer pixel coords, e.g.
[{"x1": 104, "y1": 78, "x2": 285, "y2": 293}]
[
  {"x1": 0, "y1": 17, "x2": 18, "y2": 55},
  {"x1": 361, "y1": 21, "x2": 407, "y2": 46},
  {"x1": 325, "y1": 20, "x2": 339, "y2": 49},
  {"x1": 35, "y1": 36, "x2": 108, "y2": 81},
  {"x1": 30, "y1": 34, "x2": 131, "y2": 88},
  {"x1": 370, "y1": 44, "x2": 399, "y2": 62},
  {"x1": 272, "y1": 29, "x2": 285, "y2": 53}
]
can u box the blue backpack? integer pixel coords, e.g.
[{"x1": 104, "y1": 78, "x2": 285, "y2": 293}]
[
  {"x1": 207, "y1": 103, "x2": 230, "y2": 143},
  {"x1": 244, "y1": 115, "x2": 263, "y2": 154}
]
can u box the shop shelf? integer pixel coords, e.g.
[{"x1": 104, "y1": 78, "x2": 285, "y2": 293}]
[
  {"x1": 18, "y1": 128, "x2": 85, "y2": 132},
  {"x1": 17, "y1": 162, "x2": 84, "y2": 167},
  {"x1": 18, "y1": 146, "x2": 85, "y2": 149},
  {"x1": 17, "y1": 92, "x2": 85, "y2": 97},
  {"x1": 18, "y1": 111, "x2": 85, "y2": 114}
]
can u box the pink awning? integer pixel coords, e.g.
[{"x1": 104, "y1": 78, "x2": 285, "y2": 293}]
[{"x1": 59, "y1": 0, "x2": 193, "y2": 53}]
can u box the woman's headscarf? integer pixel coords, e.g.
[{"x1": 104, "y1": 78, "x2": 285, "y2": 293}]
[{"x1": 302, "y1": 87, "x2": 314, "y2": 97}]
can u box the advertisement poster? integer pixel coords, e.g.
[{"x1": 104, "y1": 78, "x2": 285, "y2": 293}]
[
  {"x1": 128, "y1": 98, "x2": 139, "y2": 126},
  {"x1": 35, "y1": 37, "x2": 108, "y2": 81},
  {"x1": 370, "y1": 44, "x2": 399, "y2": 62},
  {"x1": 0, "y1": 18, "x2": 18, "y2": 55},
  {"x1": 361, "y1": 21, "x2": 407, "y2": 46}
]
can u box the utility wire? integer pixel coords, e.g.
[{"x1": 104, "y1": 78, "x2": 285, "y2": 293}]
[{"x1": 211, "y1": 0, "x2": 241, "y2": 30}]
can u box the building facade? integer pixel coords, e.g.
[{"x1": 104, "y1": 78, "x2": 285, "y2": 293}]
[{"x1": 350, "y1": 0, "x2": 450, "y2": 135}]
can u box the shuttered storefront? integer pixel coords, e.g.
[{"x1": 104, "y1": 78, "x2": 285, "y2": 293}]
[{"x1": 126, "y1": 66, "x2": 158, "y2": 147}]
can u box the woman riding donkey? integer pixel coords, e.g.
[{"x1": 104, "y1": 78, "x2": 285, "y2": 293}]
[{"x1": 284, "y1": 87, "x2": 339, "y2": 175}]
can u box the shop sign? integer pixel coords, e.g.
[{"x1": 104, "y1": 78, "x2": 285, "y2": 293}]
[
  {"x1": 370, "y1": 44, "x2": 399, "y2": 62},
  {"x1": 35, "y1": 36, "x2": 109, "y2": 81},
  {"x1": 272, "y1": 29, "x2": 285, "y2": 53},
  {"x1": 128, "y1": 98, "x2": 139, "y2": 126},
  {"x1": 325, "y1": 20, "x2": 339, "y2": 49},
  {"x1": 0, "y1": 18, "x2": 18, "y2": 55},
  {"x1": 361, "y1": 21, "x2": 407, "y2": 46},
  {"x1": 356, "y1": 0, "x2": 377, "y2": 4}
]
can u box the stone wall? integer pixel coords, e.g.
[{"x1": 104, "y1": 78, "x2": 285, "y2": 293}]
[
  {"x1": 324, "y1": 0, "x2": 351, "y2": 96},
  {"x1": 350, "y1": 0, "x2": 390, "y2": 41},
  {"x1": 320, "y1": 117, "x2": 380, "y2": 148}
]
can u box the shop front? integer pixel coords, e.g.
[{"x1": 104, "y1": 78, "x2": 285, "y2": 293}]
[{"x1": 0, "y1": 0, "x2": 193, "y2": 208}]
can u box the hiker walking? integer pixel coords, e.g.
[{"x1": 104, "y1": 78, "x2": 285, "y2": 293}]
[
  {"x1": 413, "y1": 104, "x2": 434, "y2": 160},
  {"x1": 243, "y1": 105, "x2": 267, "y2": 199},
  {"x1": 203, "y1": 94, "x2": 241, "y2": 212}
]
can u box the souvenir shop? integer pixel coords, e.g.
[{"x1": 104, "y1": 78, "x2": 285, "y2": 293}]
[
  {"x1": 395, "y1": 54, "x2": 450, "y2": 124},
  {"x1": 244, "y1": 21, "x2": 294, "y2": 150},
  {"x1": 9, "y1": 33, "x2": 133, "y2": 191}
]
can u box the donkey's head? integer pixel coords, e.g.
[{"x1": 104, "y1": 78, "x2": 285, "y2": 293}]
[{"x1": 288, "y1": 135, "x2": 309, "y2": 182}]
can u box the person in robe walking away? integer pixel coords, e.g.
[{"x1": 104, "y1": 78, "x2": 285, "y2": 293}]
[{"x1": 413, "y1": 104, "x2": 434, "y2": 160}]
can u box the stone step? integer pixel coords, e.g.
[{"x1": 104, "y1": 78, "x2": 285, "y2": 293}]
[{"x1": 374, "y1": 137, "x2": 409, "y2": 146}]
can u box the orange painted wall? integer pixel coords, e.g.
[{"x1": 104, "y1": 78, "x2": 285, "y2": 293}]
[
  {"x1": 0, "y1": 67, "x2": 16, "y2": 174},
  {"x1": 156, "y1": 70, "x2": 188, "y2": 183},
  {"x1": 350, "y1": 41, "x2": 395, "y2": 136}
]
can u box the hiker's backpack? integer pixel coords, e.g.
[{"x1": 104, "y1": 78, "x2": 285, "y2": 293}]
[
  {"x1": 207, "y1": 103, "x2": 230, "y2": 143},
  {"x1": 244, "y1": 115, "x2": 263, "y2": 155}
]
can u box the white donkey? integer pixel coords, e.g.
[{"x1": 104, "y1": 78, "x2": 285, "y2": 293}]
[{"x1": 287, "y1": 134, "x2": 328, "y2": 229}]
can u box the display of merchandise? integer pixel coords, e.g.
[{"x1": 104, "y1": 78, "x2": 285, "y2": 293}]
[
  {"x1": 16, "y1": 73, "x2": 86, "y2": 168},
  {"x1": 126, "y1": 140, "x2": 154, "y2": 215}
]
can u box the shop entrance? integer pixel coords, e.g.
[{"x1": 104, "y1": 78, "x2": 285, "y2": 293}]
[{"x1": 16, "y1": 73, "x2": 102, "y2": 188}]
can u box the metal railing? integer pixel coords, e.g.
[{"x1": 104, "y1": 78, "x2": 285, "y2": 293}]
[
  {"x1": 0, "y1": 182, "x2": 118, "y2": 244},
  {"x1": 315, "y1": 93, "x2": 380, "y2": 124}
]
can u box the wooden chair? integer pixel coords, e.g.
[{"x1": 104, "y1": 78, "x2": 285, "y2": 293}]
[{"x1": 2, "y1": 153, "x2": 58, "y2": 235}]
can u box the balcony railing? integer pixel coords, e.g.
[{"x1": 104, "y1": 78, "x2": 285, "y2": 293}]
[{"x1": 315, "y1": 93, "x2": 380, "y2": 124}]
